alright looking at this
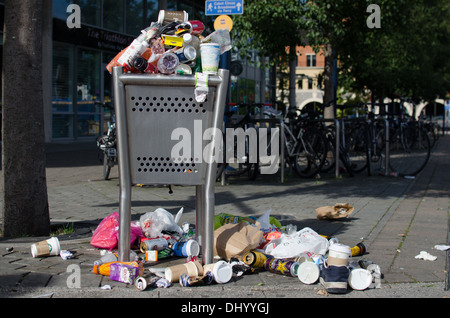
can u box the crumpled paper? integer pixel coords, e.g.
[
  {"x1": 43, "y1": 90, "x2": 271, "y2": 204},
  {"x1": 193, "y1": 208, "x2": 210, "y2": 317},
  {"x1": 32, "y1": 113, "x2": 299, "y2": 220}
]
[{"x1": 414, "y1": 251, "x2": 437, "y2": 261}]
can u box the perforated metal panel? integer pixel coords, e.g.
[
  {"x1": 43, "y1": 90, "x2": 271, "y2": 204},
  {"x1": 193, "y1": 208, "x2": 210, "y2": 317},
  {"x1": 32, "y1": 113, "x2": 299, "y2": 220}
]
[{"x1": 124, "y1": 84, "x2": 216, "y2": 185}]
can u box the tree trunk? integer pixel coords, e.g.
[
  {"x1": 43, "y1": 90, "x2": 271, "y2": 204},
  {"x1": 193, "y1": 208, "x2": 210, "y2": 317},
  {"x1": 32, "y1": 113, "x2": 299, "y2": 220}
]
[
  {"x1": 1, "y1": 0, "x2": 50, "y2": 237},
  {"x1": 322, "y1": 42, "x2": 335, "y2": 119}
]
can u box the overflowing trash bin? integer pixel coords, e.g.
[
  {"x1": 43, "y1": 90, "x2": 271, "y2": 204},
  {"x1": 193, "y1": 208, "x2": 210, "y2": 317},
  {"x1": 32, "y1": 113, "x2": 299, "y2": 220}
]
[{"x1": 108, "y1": 10, "x2": 231, "y2": 265}]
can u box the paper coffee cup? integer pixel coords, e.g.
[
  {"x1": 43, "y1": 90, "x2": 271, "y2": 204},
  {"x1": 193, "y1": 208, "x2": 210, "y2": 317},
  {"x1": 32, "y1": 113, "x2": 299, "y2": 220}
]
[
  {"x1": 165, "y1": 260, "x2": 201, "y2": 283},
  {"x1": 327, "y1": 243, "x2": 351, "y2": 266},
  {"x1": 297, "y1": 261, "x2": 320, "y2": 285},
  {"x1": 31, "y1": 237, "x2": 61, "y2": 258},
  {"x1": 200, "y1": 43, "x2": 221, "y2": 75}
]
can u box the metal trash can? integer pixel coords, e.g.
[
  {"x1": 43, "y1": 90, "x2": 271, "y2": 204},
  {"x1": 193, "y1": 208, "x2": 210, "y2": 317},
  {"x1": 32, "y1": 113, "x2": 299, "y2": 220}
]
[{"x1": 112, "y1": 66, "x2": 230, "y2": 264}]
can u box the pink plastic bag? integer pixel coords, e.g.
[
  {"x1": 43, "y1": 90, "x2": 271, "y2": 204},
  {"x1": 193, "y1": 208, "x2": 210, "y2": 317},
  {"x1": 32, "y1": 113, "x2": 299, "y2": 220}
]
[{"x1": 90, "y1": 212, "x2": 143, "y2": 250}]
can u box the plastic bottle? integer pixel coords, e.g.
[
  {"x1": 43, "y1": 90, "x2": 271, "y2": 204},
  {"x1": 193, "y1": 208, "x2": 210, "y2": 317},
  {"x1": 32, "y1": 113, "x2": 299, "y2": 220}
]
[
  {"x1": 92, "y1": 260, "x2": 142, "y2": 276},
  {"x1": 93, "y1": 250, "x2": 139, "y2": 265},
  {"x1": 117, "y1": 34, "x2": 150, "y2": 72},
  {"x1": 183, "y1": 33, "x2": 200, "y2": 52},
  {"x1": 174, "y1": 45, "x2": 196, "y2": 64}
]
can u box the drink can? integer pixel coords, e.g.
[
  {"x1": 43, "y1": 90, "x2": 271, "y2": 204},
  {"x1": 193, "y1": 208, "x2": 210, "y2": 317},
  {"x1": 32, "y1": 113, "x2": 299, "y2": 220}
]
[
  {"x1": 140, "y1": 237, "x2": 168, "y2": 253},
  {"x1": 174, "y1": 45, "x2": 197, "y2": 63},
  {"x1": 264, "y1": 258, "x2": 299, "y2": 277},
  {"x1": 243, "y1": 250, "x2": 273, "y2": 268},
  {"x1": 188, "y1": 20, "x2": 205, "y2": 35}
]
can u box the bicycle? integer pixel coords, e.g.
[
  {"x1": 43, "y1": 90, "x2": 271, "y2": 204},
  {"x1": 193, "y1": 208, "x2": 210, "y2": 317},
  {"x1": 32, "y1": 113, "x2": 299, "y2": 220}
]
[
  {"x1": 278, "y1": 109, "x2": 328, "y2": 178},
  {"x1": 216, "y1": 103, "x2": 259, "y2": 181},
  {"x1": 368, "y1": 97, "x2": 431, "y2": 177},
  {"x1": 96, "y1": 101, "x2": 117, "y2": 180}
]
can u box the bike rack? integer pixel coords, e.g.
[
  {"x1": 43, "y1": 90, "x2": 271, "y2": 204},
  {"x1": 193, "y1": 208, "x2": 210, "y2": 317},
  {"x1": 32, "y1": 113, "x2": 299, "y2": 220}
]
[{"x1": 112, "y1": 66, "x2": 230, "y2": 264}]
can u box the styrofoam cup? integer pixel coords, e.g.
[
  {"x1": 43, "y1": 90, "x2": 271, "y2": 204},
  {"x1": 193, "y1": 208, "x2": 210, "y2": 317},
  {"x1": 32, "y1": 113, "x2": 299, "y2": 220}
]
[{"x1": 31, "y1": 237, "x2": 61, "y2": 258}]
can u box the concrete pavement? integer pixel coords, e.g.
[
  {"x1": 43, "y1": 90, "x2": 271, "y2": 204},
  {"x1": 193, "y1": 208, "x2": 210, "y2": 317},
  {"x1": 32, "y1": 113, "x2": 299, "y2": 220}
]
[{"x1": 0, "y1": 135, "x2": 449, "y2": 300}]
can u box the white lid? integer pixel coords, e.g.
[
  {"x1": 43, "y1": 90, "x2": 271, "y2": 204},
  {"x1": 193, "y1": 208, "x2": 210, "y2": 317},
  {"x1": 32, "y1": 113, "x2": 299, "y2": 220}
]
[
  {"x1": 329, "y1": 243, "x2": 351, "y2": 255},
  {"x1": 297, "y1": 262, "x2": 319, "y2": 284},
  {"x1": 348, "y1": 268, "x2": 373, "y2": 290},
  {"x1": 186, "y1": 239, "x2": 200, "y2": 256},
  {"x1": 213, "y1": 261, "x2": 232, "y2": 284}
]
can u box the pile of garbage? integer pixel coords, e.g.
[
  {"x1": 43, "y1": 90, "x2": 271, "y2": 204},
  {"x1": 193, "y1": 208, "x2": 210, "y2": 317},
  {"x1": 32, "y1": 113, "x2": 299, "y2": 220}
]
[
  {"x1": 86, "y1": 207, "x2": 382, "y2": 294},
  {"x1": 106, "y1": 10, "x2": 231, "y2": 79}
]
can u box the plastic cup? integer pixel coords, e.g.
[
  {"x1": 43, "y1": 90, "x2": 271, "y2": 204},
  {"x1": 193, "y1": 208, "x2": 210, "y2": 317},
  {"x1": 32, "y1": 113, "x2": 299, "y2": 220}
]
[
  {"x1": 297, "y1": 261, "x2": 320, "y2": 285},
  {"x1": 327, "y1": 243, "x2": 351, "y2": 266},
  {"x1": 200, "y1": 43, "x2": 221, "y2": 75},
  {"x1": 172, "y1": 239, "x2": 200, "y2": 257},
  {"x1": 203, "y1": 260, "x2": 232, "y2": 284},
  {"x1": 165, "y1": 260, "x2": 201, "y2": 283},
  {"x1": 31, "y1": 237, "x2": 61, "y2": 258}
]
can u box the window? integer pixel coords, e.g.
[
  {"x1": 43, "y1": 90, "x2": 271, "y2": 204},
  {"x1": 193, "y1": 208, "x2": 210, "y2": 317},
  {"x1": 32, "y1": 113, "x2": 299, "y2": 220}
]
[{"x1": 306, "y1": 54, "x2": 316, "y2": 67}]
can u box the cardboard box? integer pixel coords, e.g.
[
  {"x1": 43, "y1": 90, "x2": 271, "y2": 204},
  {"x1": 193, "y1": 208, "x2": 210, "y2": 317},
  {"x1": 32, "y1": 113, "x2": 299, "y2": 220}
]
[{"x1": 109, "y1": 263, "x2": 140, "y2": 284}]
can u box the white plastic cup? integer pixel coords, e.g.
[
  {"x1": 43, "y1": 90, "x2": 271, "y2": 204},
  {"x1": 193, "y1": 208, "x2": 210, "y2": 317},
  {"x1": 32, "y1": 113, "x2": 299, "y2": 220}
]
[
  {"x1": 31, "y1": 237, "x2": 61, "y2": 258},
  {"x1": 200, "y1": 43, "x2": 221, "y2": 75},
  {"x1": 327, "y1": 243, "x2": 351, "y2": 266},
  {"x1": 203, "y1": 260, "x2": 232, "y2": 284}
]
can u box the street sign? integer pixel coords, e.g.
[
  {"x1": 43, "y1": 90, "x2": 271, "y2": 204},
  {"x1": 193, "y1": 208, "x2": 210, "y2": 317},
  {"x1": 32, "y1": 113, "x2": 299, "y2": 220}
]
[{"x1": 205, "y1": 0, "x2": 244, "y2": 16}]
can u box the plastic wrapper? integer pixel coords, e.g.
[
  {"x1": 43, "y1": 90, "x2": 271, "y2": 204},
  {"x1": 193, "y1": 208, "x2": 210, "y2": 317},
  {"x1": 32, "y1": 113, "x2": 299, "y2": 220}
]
[
  {"x1": 90, "y1": 211, "x2": 144, "y2": 250},
  {"x1": 139, "y1": 208, "x2": 183, "y2": 238},
  {"x1": 264, "y1": 227, "x2": 329, "y2": 259}
]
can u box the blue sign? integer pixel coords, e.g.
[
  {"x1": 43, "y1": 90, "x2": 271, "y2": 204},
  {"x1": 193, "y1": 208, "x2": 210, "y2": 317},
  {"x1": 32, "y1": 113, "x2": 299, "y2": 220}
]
[{"x1": 205, "y1": 0, "x2": 244, "y2": 16}]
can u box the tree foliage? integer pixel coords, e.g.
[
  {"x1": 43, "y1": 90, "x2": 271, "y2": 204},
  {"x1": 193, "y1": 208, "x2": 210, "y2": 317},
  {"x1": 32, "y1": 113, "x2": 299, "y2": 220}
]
[{"x1": 231, "y1": 0, "x2": 450, "y2": 104}]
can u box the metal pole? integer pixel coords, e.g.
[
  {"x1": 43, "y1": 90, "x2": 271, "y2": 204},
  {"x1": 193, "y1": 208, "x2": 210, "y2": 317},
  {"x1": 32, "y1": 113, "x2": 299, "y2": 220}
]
[
  {"x1": 335, "y1": 119, "x2": 340, "y2": 178},
  {"x1": 203, "y1": 69, "x2": 230, "y2": 265},
  {"x1": 113, "y1": 66, "x2": 132, "y2": 262},
  {"x1": 384, "y1": 118, "x2": 389, "y2": 176},
  {"x1": 280, "y1": 120, "x2": 285, "y2": 183}
]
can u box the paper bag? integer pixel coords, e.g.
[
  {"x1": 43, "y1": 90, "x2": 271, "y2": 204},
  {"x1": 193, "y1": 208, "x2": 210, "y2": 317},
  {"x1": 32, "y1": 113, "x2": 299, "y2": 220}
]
[
  {"x1": 316, "y1": 203, "x2": 354, "y2": 220},
  {"x1": 213, "y1": 221, "x2": 262, "y2": 259}
]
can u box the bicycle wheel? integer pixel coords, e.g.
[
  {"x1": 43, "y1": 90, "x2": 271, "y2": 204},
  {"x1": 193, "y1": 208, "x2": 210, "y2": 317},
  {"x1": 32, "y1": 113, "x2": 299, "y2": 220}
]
[
  {"x1": 294, "y1": 128, "x2": 328, "y2": 178},
  {"x1": 103, "y1": 152, "x2": 112, "y2": 180},
  {"x1": 346, "y1": 123, "x2": 370, "y2": 174},
  {"x1": 388, "y1": 125, "x2": 431, "y2": 177}
]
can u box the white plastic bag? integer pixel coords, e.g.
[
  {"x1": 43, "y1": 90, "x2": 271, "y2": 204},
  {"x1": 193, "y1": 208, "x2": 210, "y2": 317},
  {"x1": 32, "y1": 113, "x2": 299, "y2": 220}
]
[
  {"x1": 139, "y1": 207, "x2": 183, "y2": 238},
  {"x1": 265, "y1": 227, "x2": 329, "y2": 258}
]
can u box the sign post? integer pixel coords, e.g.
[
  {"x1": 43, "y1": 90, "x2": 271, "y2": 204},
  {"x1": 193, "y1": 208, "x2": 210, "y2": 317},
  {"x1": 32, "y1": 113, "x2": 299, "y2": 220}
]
[{"x1": 205, "y1": 0, "x2": 244, "y2": 16}]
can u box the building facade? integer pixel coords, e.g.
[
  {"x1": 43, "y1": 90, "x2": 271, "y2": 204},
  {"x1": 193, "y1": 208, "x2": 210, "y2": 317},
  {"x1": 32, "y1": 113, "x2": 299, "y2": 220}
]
[{"x1": 0, "y1": 0, "x2": 270, "y2": 142}]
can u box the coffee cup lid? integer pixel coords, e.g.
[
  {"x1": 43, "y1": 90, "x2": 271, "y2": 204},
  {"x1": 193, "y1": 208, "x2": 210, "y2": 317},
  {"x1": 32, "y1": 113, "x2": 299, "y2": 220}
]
[
  {"x1": 329, "y1": 243, "x2": 351, "y2": 255},
  {"x1": 186, "y1": 239, "x2": 200, "y2": 256},
  {"x1": 348, "y1": 268, "x2": 373, "y2": 290},
  {"x1": 213, "y1": 261, "x2": 232, "y2": 284},
  {"x1": 297, "y1": 262, "x2": 319, "y2": 284}
]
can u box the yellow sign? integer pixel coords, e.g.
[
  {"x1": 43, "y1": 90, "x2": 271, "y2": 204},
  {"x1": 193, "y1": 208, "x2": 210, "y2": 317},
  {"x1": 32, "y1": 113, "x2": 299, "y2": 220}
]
[{"x1": 214, "y1": 15, "x2": 233, "y2": 31}]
